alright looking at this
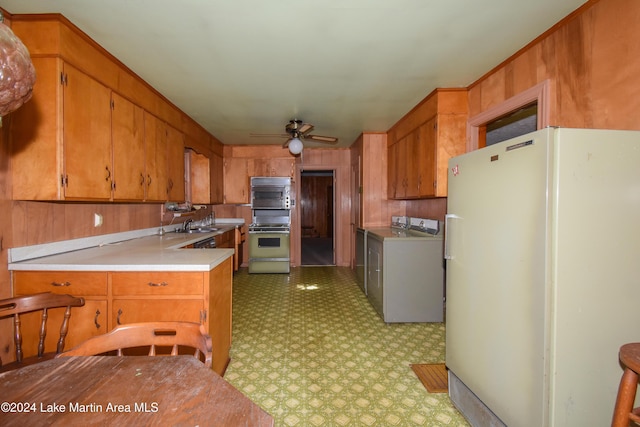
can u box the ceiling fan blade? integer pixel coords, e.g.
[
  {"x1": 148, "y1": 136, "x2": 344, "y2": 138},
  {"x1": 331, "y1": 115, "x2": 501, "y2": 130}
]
[
  {"x1": 305, "y1": 134, "x2": 339, "y2": 144},
  {"x1": 298, "y1": 123, "x2": 314, "y2": 135}
]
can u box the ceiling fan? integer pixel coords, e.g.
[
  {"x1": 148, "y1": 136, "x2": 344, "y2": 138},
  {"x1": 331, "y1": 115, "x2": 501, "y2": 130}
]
[{"x1": 251, "y1": 119, "x2": 338, "y2": 155}]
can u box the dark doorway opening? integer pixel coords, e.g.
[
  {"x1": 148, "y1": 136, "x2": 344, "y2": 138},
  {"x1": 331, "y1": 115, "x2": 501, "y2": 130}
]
[{"x1": 300, "y1": 170, "x2": 334, "y2": 266}]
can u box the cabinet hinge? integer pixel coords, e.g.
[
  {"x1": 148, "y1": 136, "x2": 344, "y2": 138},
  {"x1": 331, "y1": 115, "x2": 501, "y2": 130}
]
[
  {"x1": 110, "y1": 99, "x2": 115, "y2": 110},
  {"x1": 60, "y1": 72, "x2": 68, "y2": 86},
  {"x1": 61, "y1": 174, "x2": 68, "y2": 187}
]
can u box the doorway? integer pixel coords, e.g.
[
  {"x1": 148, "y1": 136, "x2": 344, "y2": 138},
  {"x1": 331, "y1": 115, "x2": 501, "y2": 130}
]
[{"x1": 300, "y1": 170, "x2": 335, "y2": 266}]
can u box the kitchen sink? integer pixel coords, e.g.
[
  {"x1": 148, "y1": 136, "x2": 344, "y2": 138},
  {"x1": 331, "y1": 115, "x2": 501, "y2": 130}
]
[{"x1": 174, "y1": 227, "x2": 220, "y2": 234}]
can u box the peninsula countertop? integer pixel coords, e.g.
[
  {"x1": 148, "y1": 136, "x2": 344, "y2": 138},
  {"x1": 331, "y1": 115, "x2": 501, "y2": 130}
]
[{"x1": 8, "y1": 221, "x2": 244, "y2": 272}]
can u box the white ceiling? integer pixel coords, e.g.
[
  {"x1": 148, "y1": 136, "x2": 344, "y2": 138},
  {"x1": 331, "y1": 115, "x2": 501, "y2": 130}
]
[{"x1": 1, "y1": 0, "x2": 586, "y2": 149}]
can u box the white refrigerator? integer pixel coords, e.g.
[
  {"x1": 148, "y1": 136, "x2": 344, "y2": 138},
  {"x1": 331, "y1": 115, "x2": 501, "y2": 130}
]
[{"x1": 445, "y1": 127, "x2": 640, "y2": 427}]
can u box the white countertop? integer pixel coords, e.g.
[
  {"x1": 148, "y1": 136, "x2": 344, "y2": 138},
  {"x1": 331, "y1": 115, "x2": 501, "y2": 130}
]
[{"x1": 8, "y1": 220, "x2": 244, "y2": 272}]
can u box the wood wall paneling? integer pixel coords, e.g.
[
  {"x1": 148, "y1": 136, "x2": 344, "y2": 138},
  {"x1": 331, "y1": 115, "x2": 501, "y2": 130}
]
[{"x1": 467, "y1": 0, "x2": 640, "y2": 132}]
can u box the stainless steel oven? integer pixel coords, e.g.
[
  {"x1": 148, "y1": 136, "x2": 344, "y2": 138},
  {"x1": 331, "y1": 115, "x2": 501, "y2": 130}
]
[{"x1": 250, "y1": 177, "x2": 291, "y2": 209}]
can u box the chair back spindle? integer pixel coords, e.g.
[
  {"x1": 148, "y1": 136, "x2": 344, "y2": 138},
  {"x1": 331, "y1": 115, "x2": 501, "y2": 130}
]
[{"x1": 0, "y1": 293, "x2": 85, "y2": 372}]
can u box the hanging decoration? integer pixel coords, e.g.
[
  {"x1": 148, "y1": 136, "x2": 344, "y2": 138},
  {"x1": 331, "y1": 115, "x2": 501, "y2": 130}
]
[{"x1": 0, "y1": 12, "x2": 36, "y2": 117}]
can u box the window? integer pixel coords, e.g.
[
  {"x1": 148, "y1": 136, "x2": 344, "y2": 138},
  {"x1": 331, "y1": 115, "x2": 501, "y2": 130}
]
[
  {"x1": 485, "y1": 102, "x2": 538, "y2": 146},
  {"x1": 468, "y1": 80, "x2": 550, "y2": 151}
]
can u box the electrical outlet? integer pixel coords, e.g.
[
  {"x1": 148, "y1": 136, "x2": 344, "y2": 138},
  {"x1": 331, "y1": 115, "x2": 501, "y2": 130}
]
[{"x1": 94, "y1": 213, "x2": 103, "y2": 227}]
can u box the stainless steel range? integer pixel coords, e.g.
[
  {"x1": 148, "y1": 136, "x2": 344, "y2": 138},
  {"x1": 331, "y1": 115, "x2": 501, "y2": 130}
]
[{"x1": 248, "y1": 176, "x2": 292, "y2": 274}]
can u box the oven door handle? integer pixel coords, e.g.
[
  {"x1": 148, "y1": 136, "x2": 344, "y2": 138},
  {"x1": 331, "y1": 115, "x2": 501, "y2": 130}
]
[{"x1": 249, "y1": 231, "x2": 291, "y2": 234}]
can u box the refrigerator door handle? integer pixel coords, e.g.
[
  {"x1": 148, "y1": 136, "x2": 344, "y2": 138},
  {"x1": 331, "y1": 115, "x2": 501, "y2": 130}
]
[{"x1": 444, "y1": 214, "x2": 460, "y2": 260}]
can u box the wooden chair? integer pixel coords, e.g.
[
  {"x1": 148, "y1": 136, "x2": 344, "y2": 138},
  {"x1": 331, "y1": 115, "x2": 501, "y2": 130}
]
[
  {"x1": 0, "y1": 292, "x2": 85, "y2": 372},
  {"x1": 612, "y1": 343, "x2": 640, "y2": 427},
  {"x1": 57, "y1": 321, "x2": 213, "y2": 368}
]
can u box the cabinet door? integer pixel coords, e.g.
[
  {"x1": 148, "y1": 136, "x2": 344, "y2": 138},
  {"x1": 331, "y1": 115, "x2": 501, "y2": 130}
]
[
  {"x1": 387, "y1": 142, "x2": 399, "y2": 199},
  {"x1": 112, "y1": 92, "x2": 145, "y2": 201},
  {"x1": 166, "y1": 124, "x2": 185, "y2": 202},
  {"x1": 144, "y1": 112, "x2": 168, "y2": 201},
  {"x1": 404, "y1": 130, "x2": 420, "y2": 198},
  {"x1": 16, "y1": 300, "x2": 107, "y2": 358},
  {"x1": 210, "y1": 153, "x2": 224, "y2": 204},
  {"x1": 224, "y1": 158, "x2": 249, "y2": 203},
  {"x1": 10, "y1": 57, "x2": 62, "y2": 200},
  {"x1": 434, "y1": 113, "x2": 466, "y2": 197},
  {"x1": 417, "y1": 117, "x2": 437, "y2": 198},
  {"x1": 188, "y1": 150, "x2": 211, "y2": 204},
  {"x1": 13, "y1": 271, "x2": 109, "y2": 356},
  {"x1": 269, "y1": 158, "x2": 295, "y2": 177},
  {"x1": 62, "y1": 63, "x2": 112, "y2": 200},
  {"x1": 250, "y1": 158, "x2": 270, "y2": 177}
]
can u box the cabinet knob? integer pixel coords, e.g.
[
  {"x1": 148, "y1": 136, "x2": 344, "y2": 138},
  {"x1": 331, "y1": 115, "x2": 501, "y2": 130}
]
[{"x1": 116, "y1": 308, "x2": 123, "y2": 325}]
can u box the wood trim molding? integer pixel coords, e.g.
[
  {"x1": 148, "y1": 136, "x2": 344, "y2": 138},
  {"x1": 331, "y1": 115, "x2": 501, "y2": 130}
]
[{"x1": 467, "y1": 79, "x2": 550, "y2": 151}]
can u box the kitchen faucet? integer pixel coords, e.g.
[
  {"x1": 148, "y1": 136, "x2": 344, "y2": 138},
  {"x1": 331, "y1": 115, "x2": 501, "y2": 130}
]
[{"x1": 183, "y1": 219, "x2": 194, "y2": 232}]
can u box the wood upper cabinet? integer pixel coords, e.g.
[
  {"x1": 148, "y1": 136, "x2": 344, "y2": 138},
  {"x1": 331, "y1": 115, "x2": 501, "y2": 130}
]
[
  {"x1": 62, "y1": 63, "x2": 113, "y2": 200},
  {"x1": 166, "y1": 125, "x2": 185, "y2": 202},
  {"x1": 252, "y1": 158, "x2": 295, "y2": 178},
  {"x1": 144, "y1": 112, "x2": 168, "y2": 201},
  {"x1": 9, "y1": 15, "x2": 206, "y2": 203},
  {"x1": 111, "y1": 92, "x2": 146, "y2": 201},
  {"x1": 224, "y1": 158, "x2": 250, "y2": 204},
  {"x1": 11, "y1": 59, "x2": 114, "y2": 201},
  {"x1": 186, "y1": 148, "x2": 223, "y2": 205},
  {"x1": 387, "y1": 88, "x2": 467, "y2": 199},
  {"x1": 210, "y1": 153, "x2": 224, "y2": 204},
  {"x1": 144, "y1": 113, "x2": 185, "y2": 202}
]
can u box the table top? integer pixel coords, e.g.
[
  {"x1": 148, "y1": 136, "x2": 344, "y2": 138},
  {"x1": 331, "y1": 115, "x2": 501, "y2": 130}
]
[{"x1": 0, "y1": 355, "x2": 274, "y2": 426}]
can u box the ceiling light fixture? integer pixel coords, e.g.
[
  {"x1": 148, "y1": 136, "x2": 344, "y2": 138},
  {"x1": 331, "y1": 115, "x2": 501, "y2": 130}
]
[{"x1": 288, "y1": 137, "x2": 303, "y2": 155}]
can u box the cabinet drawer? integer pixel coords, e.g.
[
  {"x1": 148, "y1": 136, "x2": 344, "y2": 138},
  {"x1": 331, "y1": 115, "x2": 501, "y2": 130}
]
[
  {"x1": 111, "y1": 272, "x2": 204, "y2": 296},
  {"x1": 13, "y1": 271, "x2": 108, "y2": 296},
  {"x1": 112, "y1": 299, "x2": 205, "y2": 325}
]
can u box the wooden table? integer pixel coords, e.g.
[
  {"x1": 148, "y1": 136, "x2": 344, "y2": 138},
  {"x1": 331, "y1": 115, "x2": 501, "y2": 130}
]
[{"x1": 0, "y1": 355, "x2": 274, "y2": 426}]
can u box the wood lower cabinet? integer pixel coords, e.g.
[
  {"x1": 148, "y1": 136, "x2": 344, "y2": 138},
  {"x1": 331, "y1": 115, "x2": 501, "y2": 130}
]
[
  {"x1": 12, "y1": 271, "x2": 109, "y2": 355},
  {"x1": 11, "y1": 256, "x2": 233, "y2": 375}
]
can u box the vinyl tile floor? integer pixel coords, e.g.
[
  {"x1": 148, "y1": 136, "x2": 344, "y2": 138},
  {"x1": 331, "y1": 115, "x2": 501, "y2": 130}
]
[{"x1": 224, "y1": 267, "x2": 469, "y2": 426}]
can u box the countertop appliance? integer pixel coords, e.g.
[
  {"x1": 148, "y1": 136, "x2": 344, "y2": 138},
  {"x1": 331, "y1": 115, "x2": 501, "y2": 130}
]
[
  {"x1": 445, "y1": 128, "x2": 640, "y2": 427},
  {"x1": 365, "y1": 217, "x2": 444, "y2": 323},
  {"x1": 250, "y1": 176, "x2": 292, "y2": 209}
]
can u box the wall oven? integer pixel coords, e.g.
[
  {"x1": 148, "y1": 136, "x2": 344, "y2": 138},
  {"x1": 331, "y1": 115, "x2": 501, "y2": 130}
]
[
  {"x1": 250, "y1": 177, "x2": 291, "y2": 209},
  {"x1": 248, "y1": 225, "x2": 290, "y2": 273},
  {"x1": 249, "y1": 207, "x2": 291, "y2": 273}
]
